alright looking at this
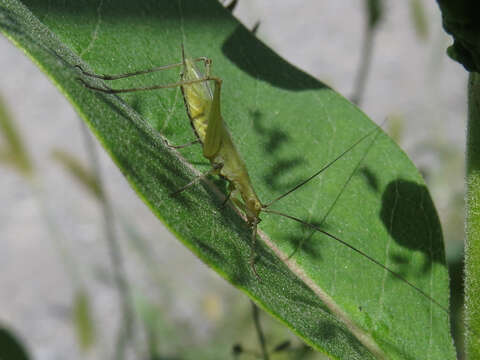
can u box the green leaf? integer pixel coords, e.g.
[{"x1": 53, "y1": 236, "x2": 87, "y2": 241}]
[
  {"x1": 437, "y1": 0, "x2": 480, "y2": 72},
  {"x1": 0, "y1": 1, "x2": 455, "y2": 359},
  {"x1": 465, "y1": 72, "x2": 480, "y2": 358},
  {"x1": 0, "y1": 326, "x2": 30, "y2": 360},
  {"x1": 73, "y1": 289, "x2": 95, "y2": 351}
]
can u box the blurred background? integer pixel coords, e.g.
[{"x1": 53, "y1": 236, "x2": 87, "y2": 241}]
[{"x1": 0, "y1": 1, "x2": 468, "y2": 359}]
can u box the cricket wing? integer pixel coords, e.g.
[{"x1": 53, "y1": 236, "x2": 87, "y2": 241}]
[{"x1": 203, "y1": 81, "x2": 223, "y2": 158}]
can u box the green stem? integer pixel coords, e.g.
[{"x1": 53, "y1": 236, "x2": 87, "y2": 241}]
[
  {"x1": 251, "y1": 302, "x2": 269, "y2": 360},
  {"x1": 466, "y1": 72, "x2": 480, "y2": 357},
  {"x1": 79, "y1": 120, "x2": 137, "y2": 360},
  {"x1": 351, "y1": 23, "x2": 375, "y2": 106},
  {"x1": 30, "y1": 177, "x2": 81, "y2": 288}
]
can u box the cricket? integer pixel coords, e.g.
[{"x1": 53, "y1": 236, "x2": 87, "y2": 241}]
[{"x1": 76, "y1": 47, "x2": 448, "y2": 315}]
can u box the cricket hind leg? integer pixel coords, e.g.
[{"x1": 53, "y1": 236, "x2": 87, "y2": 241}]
[
  {"x1": 77, "y1": 75, "x2": 222, "y2": 95},
  {"x1": 75, "y1": 58, "x2": 213, "y2": 148},
  {"x1": 74, "y1": 57, "x2": 211, "y2": 81}
]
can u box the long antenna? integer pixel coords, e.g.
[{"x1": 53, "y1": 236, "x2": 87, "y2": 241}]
[
  {"x1": 263, "y1": 126, "x2": 381, "y2": 208},
  {"x1": 262, "y1": 208, "x2": 449, "y2": 314}
]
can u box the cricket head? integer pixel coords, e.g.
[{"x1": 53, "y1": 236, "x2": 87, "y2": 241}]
[{"x1": 245, "y1": 198, "x2": 262, "y2": 226}]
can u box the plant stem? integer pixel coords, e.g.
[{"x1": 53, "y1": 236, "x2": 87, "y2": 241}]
[
  {"x1": 465, "y1": 72, "x2": 480, "y2": 357},
  {"x1": 251, "y1": 302, "x2": 269, "y2": 360},
  {"x1": 351, "y1": 11, "x2": 376, "y2": 106},
  {"x1": 79, "y1": 121, "x2": 136, "y2": 360}
]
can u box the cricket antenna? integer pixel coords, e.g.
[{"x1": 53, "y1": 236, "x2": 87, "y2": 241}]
[
  {"x1": 262, "y1": 208, "x2": 450, "y2": 314},
  {"x1": 263, "y1": 125, "x2": 382, "y2": 209}
]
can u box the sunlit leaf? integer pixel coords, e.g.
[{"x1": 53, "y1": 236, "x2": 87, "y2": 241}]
[{"x1": 0, "y1": 1, "x2": 455, "y2": 358}]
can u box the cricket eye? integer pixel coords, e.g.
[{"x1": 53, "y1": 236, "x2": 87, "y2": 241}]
[{"x1": 248, "y1": 199, "x2": 261, "y2": 212}]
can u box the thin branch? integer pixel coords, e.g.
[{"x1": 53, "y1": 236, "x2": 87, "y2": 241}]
[
  {"x1": 251, "y1": 302, "x2": 269, "y2": 360},
  {"x1": 79, "y1": 120, "x2": 136, "y2": 360},
  {"x1": 351, "y1": 23, "x2": 376, "y2": 106}
]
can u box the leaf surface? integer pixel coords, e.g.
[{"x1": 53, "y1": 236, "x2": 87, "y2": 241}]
[{"x1": 0, "y1": 1, "x2": 456, "y2": 358}]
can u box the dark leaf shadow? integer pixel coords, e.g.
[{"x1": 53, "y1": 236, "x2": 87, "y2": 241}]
[
  {"x1": 249, "y1": 109, "x2": 305, "y2": 192},
  {"x1": 380, "y1": 179, "x2": 446, "y2": 277},
  {"x1": 312, "y1": 319, "x2": 373, "y2": 358},
  {"x1": 358, "y1": 166, "x2": 380, "y2": 193},
  {"x1": 250, "y1": 109, "x2": 290, "y2": 154},
  {"x1": 280, "y1": 220, "x2": 338, "y2": 260},
  {"x1": 263, "y1": 157, "x2": 306, "y2": 192},
  {"x1": 222, "y1": 24, "x2": 326, "y2": 91}
]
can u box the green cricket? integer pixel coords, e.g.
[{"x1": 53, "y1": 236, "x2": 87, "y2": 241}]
[{"x1": 76, "y1": 47, "x2": 448, "y2": 314}]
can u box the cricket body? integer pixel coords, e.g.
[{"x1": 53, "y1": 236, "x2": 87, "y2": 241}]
[
  {"x1": 179, "y1": 55, "x2": 264, "y2": 277},
  {"x1": 180, "y1": 57, "x2": 262, "y2": 229}
]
